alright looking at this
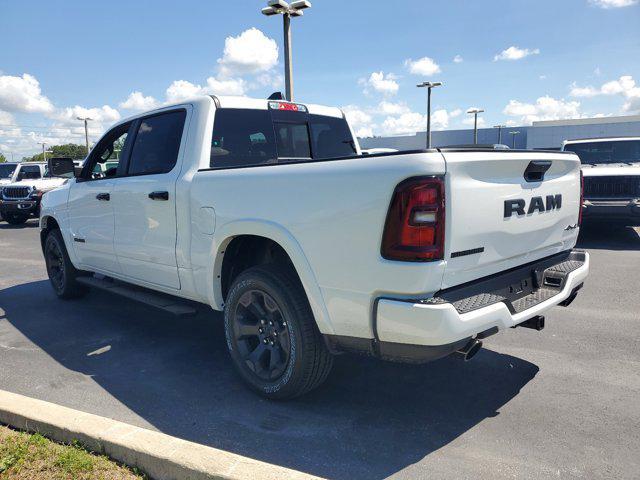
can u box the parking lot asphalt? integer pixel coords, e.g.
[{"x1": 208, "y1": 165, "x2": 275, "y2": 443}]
[{"x1": 1, "y1": 219, "x2": 639, "y2": 480}]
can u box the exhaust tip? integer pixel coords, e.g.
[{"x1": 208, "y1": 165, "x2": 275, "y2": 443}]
[{"x1": 454, "y1": 338, "x2": 483, "y2": 361}]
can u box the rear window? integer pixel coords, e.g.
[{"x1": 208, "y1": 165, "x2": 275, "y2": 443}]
[
  {"x1": 564, "y1": 140, "x2": 640, "y2": 164},
  {"x1": 210, "y1": 108, "x2": 356, "y2": 168}
]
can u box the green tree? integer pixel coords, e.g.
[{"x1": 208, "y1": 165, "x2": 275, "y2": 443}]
[
  {"x1": 0, "y1": 153, "x2": 7, "y2": 163},
  {"x1": 23, "y1": 143, "x2": 88, "y2": 162}
]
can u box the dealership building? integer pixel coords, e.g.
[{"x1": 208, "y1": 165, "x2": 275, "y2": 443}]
[{"x1": 358, "y1": 114, "x2": 640, "y2": 151}]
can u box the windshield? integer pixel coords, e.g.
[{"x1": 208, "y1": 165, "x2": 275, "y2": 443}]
[
  {"x1": 564, "y1": 140, "x2": 640, "y2": 164},
  {"x1": 0, "y1": 164, "x2": 17, "y2": 179}
]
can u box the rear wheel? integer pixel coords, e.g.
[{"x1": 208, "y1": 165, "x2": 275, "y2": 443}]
[
  {"x1": 4, "y1": 213, "x2": 28, "y2": 225},
  {"x1": 44, "y1": 229, "x2": 88, "y2": 299},
  {"x1": 224, "y1": 264, "x2": 333, "y2": 399}
]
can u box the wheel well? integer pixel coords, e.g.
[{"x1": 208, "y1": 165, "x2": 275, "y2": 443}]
[
  {"x1": 220, "y1": 235, "x2": 299, "y2": 301},
  {"x1": 40, "y1": 216, "x2": 60, "y2": 253}
]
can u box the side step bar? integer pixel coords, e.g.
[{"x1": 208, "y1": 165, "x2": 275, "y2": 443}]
[{"x1": 76, "y1": 275, "x2": 198, "y2": 317}]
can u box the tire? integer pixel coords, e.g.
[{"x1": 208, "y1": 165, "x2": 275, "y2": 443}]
[
  {"x1": 224, "y1": 264, "x2": 333, "y2": 399},
  {"x1": 4, "y1": 213, "x2": 28, "y2": 225},
  {"x1": 44, "y1": 229, "x2": 89, "y2": 299}
]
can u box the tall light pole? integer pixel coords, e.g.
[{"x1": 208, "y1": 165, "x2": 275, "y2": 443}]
[
  {"x1": 509, "y1": 131, "x2": 520, "y2": 149},
  {"x1": 493, "y1": 124, "x2": 506, "y2": 145},
  {"x1": 262, "y1": 0, "x2": 311, "y2": 101},
  {"x1": 416, "y1": 81, "x2": 442, "y2": 149},
  {"x1": 40, "y1": 142, "x2": 47, "y2": 161},
  {"x1": 77, "y1": 116, "x2": 92, "y2": 155},
  {"x1": 466, "y1": 108, "x2": 484, "y2": 144}
]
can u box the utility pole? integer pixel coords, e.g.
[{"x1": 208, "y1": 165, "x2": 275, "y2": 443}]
[
  {"x1": 40, "y1": 142, "x2": 47, "y2": 161},
  {"x1": 467, "y1": 108, "x2": 484, "y2": 145},
  {"x1": 509, "y1": 131, "x2": 520, "y2": 149},
  {"x1": 493, "y1": 124, "x2": 506, "y2": 145},
  {"x1": 416, "y1": 82, "x2": 442, "y2": 149},
  {"x1": 262, "y1": 0, "x2": 312, "y2": 102},
  {"x1": 77, "y1": 116, "x2": 92, "y2": 155}
]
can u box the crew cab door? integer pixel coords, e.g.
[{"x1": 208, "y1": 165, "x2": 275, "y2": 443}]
[
  {"x1": 67, "y1": 121, "x2": 134, "y2": 274},
  {"x1": 112, "y1": 108, "x2": 188, "y2": 290}
]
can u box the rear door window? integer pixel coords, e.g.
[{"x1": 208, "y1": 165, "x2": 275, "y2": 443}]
[
  {"x1": 128, "y1": 110, "x2": 186, "y2": 175},
  {"x1": 210, "y1": 109, "x2": 277, "y2": 168},
  {"x1": 210, "y1": 108, "x2": 356, "y2": 168}
]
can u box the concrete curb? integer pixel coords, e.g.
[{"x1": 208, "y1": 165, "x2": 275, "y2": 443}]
[{"x1": 0, "y1": 390, "x2": 322, "y2": 480}]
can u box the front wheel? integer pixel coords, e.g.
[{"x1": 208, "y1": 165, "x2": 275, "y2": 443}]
[
  {"x1": 44, "y1": 229, "x2": 88, "y2": 299},
  {"x1": 224, "y1": 264, "x2": 333, "y2": 399},
  {"x1": 3, "y1": 213, "x2": 28, "y2": 225}
]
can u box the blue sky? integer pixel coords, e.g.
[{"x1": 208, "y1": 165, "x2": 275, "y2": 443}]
[{"x1": 1, "y1": 0, "x2": 639, "y2": 157}]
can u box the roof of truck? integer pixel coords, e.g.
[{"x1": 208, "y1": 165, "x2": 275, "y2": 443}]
[{"x1": 119, "y1": 95, "x2": 345, "y2": 125}]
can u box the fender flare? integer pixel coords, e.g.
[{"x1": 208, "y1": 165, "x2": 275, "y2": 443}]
[{"x1": 208, "y1": 219, "x2": 335, "y2": 335}]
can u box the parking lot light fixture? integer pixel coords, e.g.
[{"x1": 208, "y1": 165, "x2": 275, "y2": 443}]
[
  {"x1": 262, "y1": 0, "x2": 312, "y2": 101},
  {"x1": 493, "y1": 124, "x2": 506, "y2": 145},
  {"x1": 416, "y1": 81, "x2": 442, "y2": 149},
  {"x1": 509, "y1": 130, "x2": 521, "y2": 149},
  {"x1": 466, "y1": 108, "x2": 484, "y2": 145}
]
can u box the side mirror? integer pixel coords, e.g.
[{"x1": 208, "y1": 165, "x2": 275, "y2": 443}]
[{"x1": 48, "y1": 157, "x2": 77, "y2": 178}]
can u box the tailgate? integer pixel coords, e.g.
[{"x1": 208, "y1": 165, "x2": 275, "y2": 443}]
[{"x1": 440, "y1": 150, "x2": 581, "y2": 289}]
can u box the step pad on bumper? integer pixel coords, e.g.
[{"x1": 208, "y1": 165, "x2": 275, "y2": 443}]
[{"x1": 428, "y1": 251, "x2": 587, "y2": 315}]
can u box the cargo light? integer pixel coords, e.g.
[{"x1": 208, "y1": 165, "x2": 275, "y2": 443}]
[
  {"x1": 268, "y1": 101, "x2": 307, "y2": 112},
  {"x1": 382, "y1": 176, "x2": 445, "y2": 261}
]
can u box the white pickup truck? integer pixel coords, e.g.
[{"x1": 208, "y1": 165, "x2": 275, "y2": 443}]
[
  {"x1": 0, "y1": 162, "x2": 67, "y2": 224},
  {"x1": 41, "y1": 95, "x2": 589, "y2": 398},
  {"x1": 562, "y1": 137, "x2": 640, "y2": 226}
]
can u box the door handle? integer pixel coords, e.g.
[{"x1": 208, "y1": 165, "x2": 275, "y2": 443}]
[
  {"x1": 148, "y1": 191, "x2": 169, "y2": 201},
  {"x1": 96, "y1": 192, "x2": 110, "y2": 201}
]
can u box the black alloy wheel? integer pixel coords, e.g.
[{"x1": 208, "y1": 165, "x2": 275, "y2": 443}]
[{"x1": 232, "y1": 289, "x2": 291, "y2": 381}]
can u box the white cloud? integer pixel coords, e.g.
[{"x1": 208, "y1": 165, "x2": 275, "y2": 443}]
[
  {"x1": 462, "y1": 116, "x2": 487, "y2": 127},
  {"x1": 341, "y1": 104, "x2": 374, "y2": 132},
  {"x1": 164, "y1": 76, "x2": 248, "y2": 103},
  {"x1": 569, "y1": 75, "x2": 640, "y2": 112},
  {"x1": 493, "y1": 46, "x2": 540, "y2": 61},
  {"x1": 539, "y1": 75, "x2": 547, "y2": 80},
  {"x1": 376, "y1": 101, "x2": 410, "y2": 115},
  {"x1": 404, "y1": 57, "x2": 441, "y2": 76},
  {"x1": 589, "y1": 0, "x2": 637, "y2": 8},
  {"x1": 165, "y1": 80, "x2": 203, "y2": 103},
  {"x1": 217, "y1": 28, "x2": 278, "y2": 77},
  {"x1": 453, "y1": 55, "x2": 463, "y2": 64},
  {"x1": 380, "y1": 108, "x2": 453, "y2": 135},
  {"x1": 52, "y1": 105, "x2": 120, "y2": 126},
  {"x1": 449, "y1": 108, "x2": 463, "y2": 118},
  {"x1": 205, "y1": 77, "x2": 247, "y2": 96},
  {"x1": 0, "y1": 110, "x2": 14, "y2": 125},
  {"x1": 569, "y1": 83, "x2": 599, "y2": 97},
  {"x1": 119, "y1": 91, "x2": 159, "y2": 111},
  {"x1": 0, "y1": 73, "x2": 54, "y2": 113},
  {"x1": 361, "y1": 71, "x2": 399, "y2": 96},
  {"x1": 503, "y1": 96, "x2": 581, "y2": 124}
]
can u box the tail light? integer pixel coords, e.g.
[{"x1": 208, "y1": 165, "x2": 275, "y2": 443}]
[
  {"x1": 578, "y1": 170, "x2": 584, "y2": 226},
  {"x1": 381, "y1": 176, "x2": 445, "y2": 261}
]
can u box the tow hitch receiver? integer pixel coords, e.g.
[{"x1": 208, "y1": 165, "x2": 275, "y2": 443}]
[{"x1": 516, "y1": 315, "x2": 545, "y2": 331}]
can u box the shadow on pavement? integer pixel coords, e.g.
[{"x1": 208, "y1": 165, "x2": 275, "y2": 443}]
[
  {"x1": 1, "y1": 280, "x2": 538, "y2": 479},
  {"x1": 576, "y1": 224, "x2": 640, "y2": 251},
  {"x1": 0, "y1": 219, "x2": 39, "y2": 230}
]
